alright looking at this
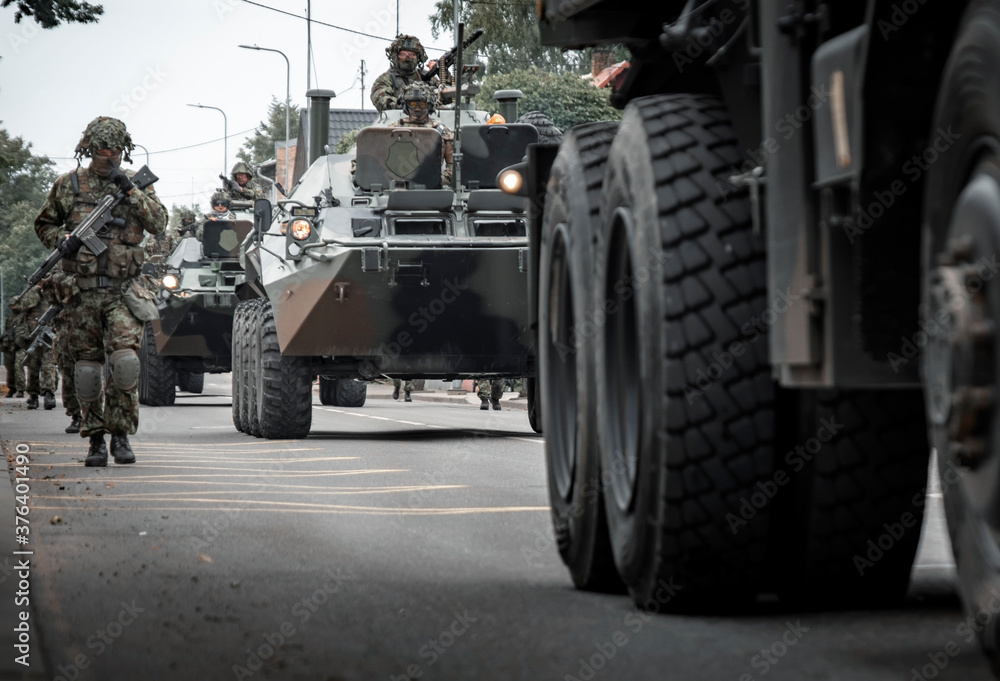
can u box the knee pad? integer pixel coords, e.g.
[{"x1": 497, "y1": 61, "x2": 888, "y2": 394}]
[
  {"x1": 74, "y1": 360, "x2": 104, "y2": 402},
  {"x1": 109, "y1": 349, "x2": 140, "y2": 391}
]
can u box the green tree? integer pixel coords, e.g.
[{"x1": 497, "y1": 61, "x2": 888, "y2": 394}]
[
  {"x1": 2, "y1": 0, "x2": 103, "y2": 27},
  {"x1": 0, "y1": 127, "x2": 56, "y2": 308},
  {"x1": 474, "y1": 67, "x2": 621, "y2": 131},
  {"x1": 237, "y1": 97, "x2": 300, "y2": 167},
  {"x1": 429, "y1": 0, "x2": 584, "y2": 77}
]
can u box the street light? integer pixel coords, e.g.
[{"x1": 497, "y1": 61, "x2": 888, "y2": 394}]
[
  {"x1": 239, "y1": 44, "x2": 291, "y2": 190},
  {"x1": 133, "y1": 143, "x2": 150, "y2": 166},
  {"x1": 187, "y1": 103, "x2": 228, "y2": 175}
]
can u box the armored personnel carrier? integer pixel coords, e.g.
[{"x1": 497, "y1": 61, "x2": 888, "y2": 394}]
[
  {"x1": 231, "y1": 84, "x2": 540, "y2": 439},
  {"x1": 139, "y1": 214, "x2": 251, "y2": 405}
]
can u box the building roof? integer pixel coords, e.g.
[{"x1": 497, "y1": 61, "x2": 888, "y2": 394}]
[
  {"x1": 590, "y1": 60, "x2": 630, "y2": 89},
  {"x1": 329, "y1": 109, "x2": 379, "y2": 147}
]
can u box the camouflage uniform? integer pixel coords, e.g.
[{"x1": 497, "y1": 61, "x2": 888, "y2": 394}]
[
  {"x1": 387, "y1": 84, "x2": 455, "y2": 185},
  {"x1": 392, "y1": 378, "x2": 414, "y2": 401},
  {"x1": 45, "y1": 271, "x2": 80, "y2": 428},
  {"x1": 370, "y1": 34, "x2": 437, "y2": 112},
  {"x1": 14, "y1": 287, "x2": 58, "y2": 406},
  {"x1": 34, "y1": 116, "x2": 167, "y2": 462},
  {"x1": 477, "y1": 379, "x2": 503, "y2": 410},
  {"x1": 223, "y1": 162, "x2": 265, "y2": 201},
  {"x1": 3, "y1": 299, "x2": 26, "y2": 395}
]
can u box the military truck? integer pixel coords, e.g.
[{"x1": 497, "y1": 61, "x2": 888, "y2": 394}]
[
  {"x1": 231, "y1": 82, "x2": 541, "y2": 439},
  {"x1": 139, "y1": 215, "x2": 251, "y2": 405},
  {"x1": 498, "y1": 0, "x2": 1000, "y2": 653}
]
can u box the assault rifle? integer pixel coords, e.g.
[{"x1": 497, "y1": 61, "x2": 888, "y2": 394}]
[
  {"x1": 21, "y1": 304, "x2": 60, "y2": 365},
  {"x1": 422, "y1": 28, "x2": 484, "y2": 83},
  {"x1": 19, "y1": 165, "x2": 159, "y2": 299},
  {"x1": 219, "y1": 173, "x2": 242, "y2": 196}
]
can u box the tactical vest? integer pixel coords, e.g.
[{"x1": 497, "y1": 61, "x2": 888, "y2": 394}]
[{"x1": 61, "y1": 169, "x2": 146, "y2": 288}]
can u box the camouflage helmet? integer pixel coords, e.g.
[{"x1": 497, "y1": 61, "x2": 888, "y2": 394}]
[
  {"x1": 177, "y1": 207, "x2": 197, "y2": 223},
  {"x1": 210, "y1": 192, "x2": 230, "y2": 207},
  {"x1": 401, "y1": 83, "x2": 437, "y2": 116},
  {"x1": 387, "y1": 34, "x2": 427, "y2": 65},
  {"x1": 74, "y1": 116, "x2": 134, "y2": 162},
  {"x1": 231, "y1": 161, "x2": 253, "y2": 178}
]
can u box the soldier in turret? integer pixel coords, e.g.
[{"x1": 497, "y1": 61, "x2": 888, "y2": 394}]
[
  {"x1": 370, "y1": 34, "x2": 439, "y2": 112},
  {"x1": 223, "y1": 161, "x2": 265, "y2": 201}
]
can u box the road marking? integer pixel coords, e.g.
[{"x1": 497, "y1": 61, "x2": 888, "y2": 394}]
[{"x1": 507, "y1": 437, "x2": 544, "y2": 445}]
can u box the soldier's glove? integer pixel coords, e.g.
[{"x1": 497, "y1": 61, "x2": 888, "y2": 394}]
[
  {"x1": 57, "y1": 235, "x2": 83, "y2": 256},
  {"x1": 107, "y1": 167, "x2": 134, "y2": 194}
]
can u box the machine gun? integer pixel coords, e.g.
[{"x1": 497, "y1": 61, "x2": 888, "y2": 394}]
[
  {"x1": 219, "y1": 173, "x2": 243, "y2": 196},
  {"x1": 19, "y1": 165, "x2": 159, "y2": 299},
  {"x1": 21, "y1": 304, "x2": 61, "y2": 365},
  {"x1": 422, "y1": 28, "x2": 484, "y2": 83}
]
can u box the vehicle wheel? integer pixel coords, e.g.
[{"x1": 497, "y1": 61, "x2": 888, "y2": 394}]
[
  {"x1": 336, "y1": 378, "x2": 367, "y2": 407},
  {"x1": 772, "y1": 389, "x2": 929, "y2": 607},
  {"x1": 526, "y1": 376, "x2": 541, "y2": 434},
  {"x1": 256, "y1": 300, "x2": 313, "y2": 439},
  {"x1": 517, "y1": 110, "x2": 563, "y2": 146},
  {"x1": 248, "y1": 299, "x2": 264, "y2": 438},
  {"x1": 540, "y1": 122, "x2": 621, "y2": 591},
  {"x1": 319, "y1": 376, "x2": 339, "y2": 406},
  {"x1": 139, "y1": 322, "x2": 176, "y2": 406},
  {"x1": 923, "y1": 1, "x2": 1000, "y2": 659},
  {"x1": 231, "y1": 300, "x2": 251, "y2": 433},
  {"x1": 177, "y1": 370, "x2": 204, "y2": 394},
  {"x1": 594, "y1": 94, "x2": 775, "y2": 608}
]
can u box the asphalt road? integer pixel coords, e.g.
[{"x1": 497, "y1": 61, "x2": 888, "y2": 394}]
[{"x1": 0, "y1": 375, "x2": 993, "y2": 681}]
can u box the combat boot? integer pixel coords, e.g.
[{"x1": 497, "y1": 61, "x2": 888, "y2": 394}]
[
  {"x1": 43, "y1": 391, "x2": 55, "y2": 410},
  {"x1": 404, "y1": 391, "x2": 412, "y2": 402},
  {"x1": 25, "y1": 394, "x2": 38, "y2": 410},
  {"x1": 84, "y1": 434, "x2": 108, "y2": 467},
  {"x1": 14, "y1": 391, "x2": 24, "y2": 398},
  {"x1": 110, "y1": 434, "x2": 136, "y2": 465},
  {"x1": 65, "y1": 413, "x2": 82, "y2": 433},
  {"x1": 392, "y1": 384, "x2": 400, "y2": 400},
  {"x1": 492, "y1": 398, "x2": 501, "y2": 411},
  {"x1": 480, "y1": 399, "x2": 489, "y2": 411}
]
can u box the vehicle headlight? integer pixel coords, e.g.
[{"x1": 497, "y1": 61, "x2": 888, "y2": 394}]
[
  {"x1": 290, "y1": 219, "x2": 312, "y2": 241},
  {"x1": 499, "y1": 168, "x2": 524, "y2": 194},
  {"x1": 162, "y1": 274, "x2": 179, "y2": 289}
]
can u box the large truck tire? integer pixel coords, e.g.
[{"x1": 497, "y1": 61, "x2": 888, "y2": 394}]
[
  {"x1": 336, "y1": 378, "x2": 367, "y2": 407},
  {"x1": 232, "y1": 299, "x2": 256, "y2": 433},
  {"x1": 255, "y1": 300, "x2": 312, "y2": 439},
  {"x1": 772, "y1": 389, "x2": 929, "y2": 607},
  {"x1": 248, "y1": 299, "x2": 265, "y2": 438},
  {"x1": 139, "y1": 322, "x2": 176, "y2": 406},
  {"x1": 319, "y1": 376, "x2": 339, "y2": 406},
  {"x1": 923, "y1": 0, "x2": 1000, "y2": 662},
  {"x1": 540, "y1": 122, "x2": 622, "y2": 592},
  {"x1": 177, "y1": 370, "x2": 204, "y2": 394},
  {"x1": 594, "y1": 94, "x2": 775, "y2": 609},
  {"x1": 526, "y1": 376, "x2": 541, "y2": 434}
]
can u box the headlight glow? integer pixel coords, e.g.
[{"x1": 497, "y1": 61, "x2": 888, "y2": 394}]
[
  {"x1": 162, "y1": 274, "x2": 179, "y2": 289},
  {"x1": 499, "y1": 169, "x2": 523, "y2": 194},
  {"x1": 290, "y1": 219, "x2": 312, "y2": 241}
]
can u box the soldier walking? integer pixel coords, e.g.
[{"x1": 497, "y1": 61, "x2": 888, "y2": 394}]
[
  {"x1": 16, "y1": 287, "x2": 58, "y2": 410},
  {"x1": 34, "y1": 116, "x2": 167, "y2": 466},
  {"x1": 3, "y1": 296, "x2": 26, "y2": 398}
]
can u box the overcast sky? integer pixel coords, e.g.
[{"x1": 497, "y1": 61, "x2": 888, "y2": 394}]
[{"x1": 0, "y1": 0, "x2": 447, "y2": 211}]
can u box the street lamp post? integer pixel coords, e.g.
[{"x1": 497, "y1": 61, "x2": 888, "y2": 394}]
[
  {"x1": 187, "y1": 103, "x2": 228, "y2": 175},
  {"x1": 133, "y1": 143, "x2": 150, "y2": 166},
  {"x1": 239, "y1": 44, "x2": 291, "y2": 190}
]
